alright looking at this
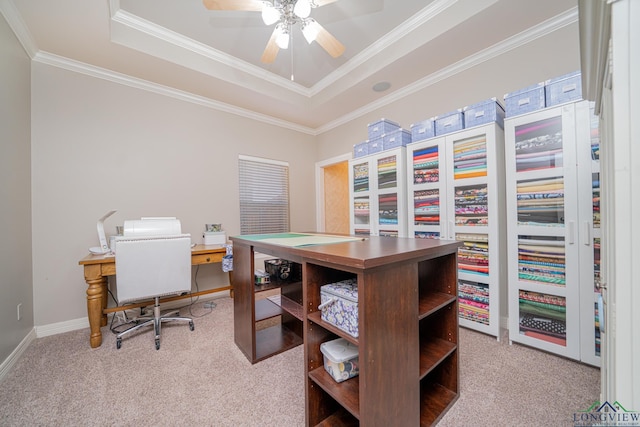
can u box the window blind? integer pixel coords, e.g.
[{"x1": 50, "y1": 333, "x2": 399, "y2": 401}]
[{"x1": 238, "y1": 155, "x2": 290, "y2": 235}]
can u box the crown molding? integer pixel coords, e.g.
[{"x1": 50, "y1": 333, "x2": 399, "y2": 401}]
[
  {"x1": 308, "y1": 0, "x2": 459, "y2": 96},
  {"x1": 33, "y1": 51, "x2": 316, "y2": 135},
  {"x1": 110, "y1": 1, "x2": 311, "y2": 98},
  {"x1": 316, "y1": 7, "x2": 579, "y2": 134},
  {"x1": 0, "y1": 0, "x2": 37, "y2": 57}
]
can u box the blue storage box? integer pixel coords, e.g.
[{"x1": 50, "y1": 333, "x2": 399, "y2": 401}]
[
  {"x1": 353, "y1": 141, "x2": 369, "y2": 158},
  {"x1": 367, "y1": 118, "x2": 400, "y2": 140},
  {"x1": 464, "y1": 98, "x2": 505, "y2": 129},
  {"x1": 545, "y1": 71, "x2": 582, "y2": 107},
  {"x1": 382, "y1": 129, "x2": 411, "y2": 150},
  {"x1": 410, "y1": 118, "x2": 435, "y2": 142},
  {"x1": 504, "y1": 82, "x2": 545, "y2": 117},
  {"x1": 435, "y1": 109, "x2": 464, "y2": 136},
  {"x1": 368, "y1": 137, "x2": 383, "y2": 154}
]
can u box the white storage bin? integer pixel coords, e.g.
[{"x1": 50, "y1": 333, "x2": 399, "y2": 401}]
[
  {"x1": 411, "y1": 118, "x2": 435, "y2": 142},
  {"x1": 464, "y1": 98, "x2": 505, "y2": 129},
  {"x1": 368, "y1": 137, "x2": 383, "y2": 155},
  {"x1": 504, "y1": 82, "x2": 546, "y2": 117},
  {"x1": 435, "y1": 109, "x2": 464, "y2": 135},
  {"x1": 368, "y1": 118, "x2": 400, "y2": 140},
  {"x1": 320, "y1": 338, "x2": 359, "y2": 383},
  {"x1": 545, "y1": 71, "x2": 582, "y2": 107},
  {"x1": 382, "y1": 129, "x2": 411, "y2": 150},
  {"x1": 353, "y1": 141, "x2": 369, "y2": 158}
]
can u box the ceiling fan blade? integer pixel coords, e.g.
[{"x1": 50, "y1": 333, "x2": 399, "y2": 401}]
[
  {"x1": 202, "y1": 0, "x2": 263, "y2": 11},
  {"x1": 314, "y1": 23, "x2": 345, "y2": 58},
  {"x1": 311, "y1": 0, "x2": 339, "y2": 6},
  {"x1": 261, "y1": 28, "x2": 280, "y2": 63}
]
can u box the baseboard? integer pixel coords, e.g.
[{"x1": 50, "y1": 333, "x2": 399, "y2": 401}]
[
  {"x1": 0, "y1": 328, "x2": 36, "y2": 382},
  {"x1": 35, "y1": 291, "x2": 230, "y2": 338},
  {"x1": 36, "y1": 317, "x2": 89, "y2": 338}
]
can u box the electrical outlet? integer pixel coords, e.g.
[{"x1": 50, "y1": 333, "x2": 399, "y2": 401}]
[{"x1": 17, "y1": 303, "x2": 22, "y2": 321}]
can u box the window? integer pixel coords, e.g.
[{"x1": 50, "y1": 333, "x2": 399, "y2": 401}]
[{"x1": 238, "y1": 155, "x2": 290, "y2": 235}]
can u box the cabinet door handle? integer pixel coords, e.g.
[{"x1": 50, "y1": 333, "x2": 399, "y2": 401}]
[
  {"x1": 583, "y1": 222, "x2": 591, "y2": 246},
  {"x1": 568, "y1": 220, "x2": 575, "y2": 244}
]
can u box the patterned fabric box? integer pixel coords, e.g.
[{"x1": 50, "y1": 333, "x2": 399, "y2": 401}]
[
  {"x1": 464, "y1": 98, "x2": 505, "y2": 129},
  {"x1": 368, "y1": 137, "x2": 383, "y2": 154},
  {"x1": 320, "y1": 338, "x2": 359, "y2": 383},
  {"x1": 382, "y1": 128, "x2": 411, "y2": 150},
  {"x1": 368, "y1": 118, "x2": 400, "y2": 140},
  {"x1": 410, "y1": 118, "x2": 435, "y2": 142},
  {"x1": 435, "y1": 109, "x2": 464, "y2": 136},
  {"x1": 353, "y1": 141, "x2": 369, "y2": 158},
  {"x1": 319, "y1": 279, "x2": 358, "y2": 337},
  {"x1": 504, "y1": 82, "x2": 546, "y2": 117},
  {"x1": 545, "y1": 71, "x2": 582, "y2": 107}
]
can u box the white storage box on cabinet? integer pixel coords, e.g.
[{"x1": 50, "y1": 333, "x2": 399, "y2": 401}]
[
  {"x1": 320, "y1": 338, "x2": 359, "y2": 383},
  {"x1": 464, "y1": 98, "x2": 505, "y2": 129},
  {"x1": 368, "y1": 118, "x2": 400, "y2": 140},
  {"x1": 382, "y1": 129, "x2": 411, "y2": 150},
  {"x1": 410, "y1": 118, "x2": 436, "y2": 142},
  {"x1": 319, "y1": 279, "x2": 359, "y2": 337},
  {"x1": 435, "y1": 109, "x2": 464, "y2": 135},
  {"x1": 504, "y1": 82, "x2": 546, "y2": 117},
  {"x1": 545, "y1": 71, "x2": 583, "y2": 107}
]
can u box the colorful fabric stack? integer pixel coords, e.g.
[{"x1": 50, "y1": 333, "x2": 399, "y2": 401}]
[
  {"x1": 453, "y1": 135, "x2": 487, "y2": 179},
  {"x1": 592, "y1": 173, "x2": 600, "y2": 227},
  {"x1": 457, "y1": 233, "x2": 489, "y2": 276},
  {"x1": 413, "y1": 189, "x2": 439, "y2": 225},
  {"x1": 458, "y1": 280, "x2": 489, "y2": 325},
  {"x1": 454, "y1": 184, "x2": 488, "y2": 225},
  {"x1": 378, "y1": 194, "x2": 398, "y2": 225},
  {"x1": 377, "y1": 155, "x2": 397, "y2": 189},
  {"x1": 353, "y1": 198, "x2": 369, "y2": 224},
  {"x1": 516, "y1": 177, "x2": 564, "y2": 225},
  {"x1": 518, "y1": 236, "x2": 566, "y2": 286},
  {"x1": 353, "y1": 163, "x2": 369, "y2": 192},
  {"x1": 412, "y1": 146, "x2": 439, "y2": 183},
  {"x1": 518, "y1": 290, "x2": 566, "y2": 346},
  {"x1": 514, "y1": 116, "x2": 563, "y2": 172}
]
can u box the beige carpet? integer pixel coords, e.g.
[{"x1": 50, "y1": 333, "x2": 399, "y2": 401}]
[{"x1": 0, "y1": 296, "x2": 599, "y2": 426}]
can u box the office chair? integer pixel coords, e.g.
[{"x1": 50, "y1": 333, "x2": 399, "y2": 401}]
[{"x1": 114, "y1": 218, "x2": 194, "y2": 350}]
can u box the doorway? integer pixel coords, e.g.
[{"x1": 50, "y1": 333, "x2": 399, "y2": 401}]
[{"x1": 315, "y1": 153, "x2": 351, "y2": 234}]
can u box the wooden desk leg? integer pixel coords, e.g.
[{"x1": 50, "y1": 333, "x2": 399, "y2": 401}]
[{"x1": 84, "y1": 265, "x2": 107, "y2": 348}]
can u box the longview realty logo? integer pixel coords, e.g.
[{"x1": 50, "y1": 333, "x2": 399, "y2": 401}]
[{"x1": 574, "y1": 401, "x2": 640, "y2": 426}]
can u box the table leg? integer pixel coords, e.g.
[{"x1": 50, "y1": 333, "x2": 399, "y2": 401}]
[{"x1": 84, "y1": 264, "x2": 107, "y2": 348}]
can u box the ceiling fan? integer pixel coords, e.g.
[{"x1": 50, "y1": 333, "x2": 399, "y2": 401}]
[{"x1": 202, "y1": 0, "x2": 345, "y2": 64}]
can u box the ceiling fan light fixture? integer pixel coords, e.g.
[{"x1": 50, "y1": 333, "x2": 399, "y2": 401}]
[
  {"x1": 275, "y1": 25, "x2": 290, "y2": 49},
  {"x1": 293, "y1": 0, "x2": 311, "y2": 19},
  {"x1": 261, "y1": 3, "x2": 280, "y2": 25},
  {"x1": 301, "y1": 19, "x2": 319, "y2": 43}
]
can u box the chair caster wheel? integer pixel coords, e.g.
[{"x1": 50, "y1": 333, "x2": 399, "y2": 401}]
[
  {"x1": 155, "y1": 339, "x2": 160, "y2": 350},
  {"x1": 116, "y1": 338, "x2": 122, "y2": 349},
  {"x1": 189, "y1": 321, "x2": 194, "y2": 331}
]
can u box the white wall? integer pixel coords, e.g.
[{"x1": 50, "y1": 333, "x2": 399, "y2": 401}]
[
  {"x1": 30, "y1": 62, "x2": 317, "y2": 327},
  {"x1": 0, "y1": 14, "x2": 33, "y2": 363},
  {"x1": 315, "y1": 23, "x2": 581, "y2": 161}
]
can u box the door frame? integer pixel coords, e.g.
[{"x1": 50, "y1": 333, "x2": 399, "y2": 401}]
[{"x1": 315, "y1": 153, "x2": 352, "y2": 232}]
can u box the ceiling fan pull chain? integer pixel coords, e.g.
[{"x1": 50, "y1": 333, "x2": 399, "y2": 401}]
[{"x1": 290, "y1": 31, "x2": 295, "y2": 81}]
